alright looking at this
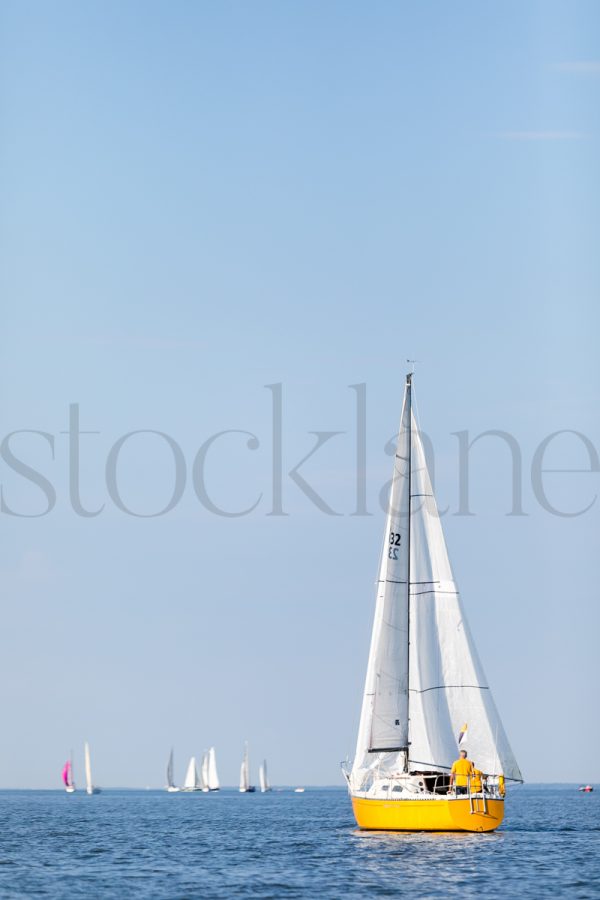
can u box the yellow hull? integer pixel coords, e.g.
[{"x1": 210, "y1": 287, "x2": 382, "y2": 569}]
[{"x1": 352, "y1": 796, "x2": 504, "y2": 832}]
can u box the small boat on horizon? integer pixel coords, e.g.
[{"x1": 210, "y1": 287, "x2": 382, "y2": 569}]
[
  {"x1": 204, "y1": 747, "x2": 220, "y2": 791},
  {"x1": 239, "y1": 742, "x2": 256, "y2": 793},
  {"x1": 84, "y1": 742, "x2": 101, "y2": 795},
  {"x1": 182, "y1": 756, "x2": 202, "y2": 792},
  {"x1": 166, "y1": 749, "x2": 180, "y2": 792},
  {"x1": 62, "y1": 757, "x2": 76, "y2": 793},
  {"x1": 345, "y1": 373, "x2": 522, "y2": 832},
  {"x1": 294, "y1": 787, "x2": 305, "y2": 793},
  {"x1": 259, "y1": 760, "x2": 271, "y2": 793},
  {"x1": 578, "y1": 785, "x2": 594, "y2": 792}
]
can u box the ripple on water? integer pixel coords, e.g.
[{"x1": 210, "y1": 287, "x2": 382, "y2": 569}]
[{"x1": 0, "y1": 789, "x2": 598, "y2": 898}]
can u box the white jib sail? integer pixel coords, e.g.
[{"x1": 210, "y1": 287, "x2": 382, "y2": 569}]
[
  {"x1": 184, "y1": 756, "x2": 199, "y2": 789},
  {"x1": 351, "y1": 377, "x2": 522, "y2": 791},
  {"x1": 259, "y1": 761, "x2": 269, "y2": 792},
  {"x1": 167, "y1": 749, "x2": 175, "y2": 788},
  {"x1": 207, "y1": 747, "x2": 219, "y2": 790},
  {"x1": 200, "y1": 751, "x2": 209, "y2": 790},
  {"x1": 84, "y1": 742, "x2": 93, "y2": 794},
  {"x1": 240, "y1": 744, "x2": 250, "y2": 791}
]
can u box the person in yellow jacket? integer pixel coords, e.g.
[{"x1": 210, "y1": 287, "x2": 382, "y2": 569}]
[
  {"x1": 471, "y1": 768, "x2": 483, "y2": 793},
  {"x1": 449, "y1": 749, "x2": 475, "y2": 795}
]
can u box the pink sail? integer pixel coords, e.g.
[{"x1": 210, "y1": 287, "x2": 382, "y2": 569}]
[{"x1": 62, "y1": 761, "x2": 71, "y2": 786}]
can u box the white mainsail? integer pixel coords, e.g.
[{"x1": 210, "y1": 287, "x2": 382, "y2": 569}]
[
  {"x1": 259, "y1": 760, "x2": 271, "y2": 793},
  {"x1": 351, "y1": 375, "x2": 522, "y2": 790},
  {"x1": 239, "y1": 743, "x2": 250, "y2": 792},
  {"x1": 355, "y1": 388, "x2": 411, "y2": 760},
  {"x1": 207, "y1": 747, "x2": 220, "y2": 791},
  {"x1": 183, "y1": 756, "x2": 201, "y2": 790},
  {"x1": 84, "y1": 742, "x2": 94, "y2": 795},
  {"x1": 200, "y1": 751, "x2": 209, "y2": 791}
]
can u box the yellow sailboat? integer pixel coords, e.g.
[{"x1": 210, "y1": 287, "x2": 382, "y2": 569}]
[{"x1": 345, "y1": 373, "x2": 522, "y2": 832}]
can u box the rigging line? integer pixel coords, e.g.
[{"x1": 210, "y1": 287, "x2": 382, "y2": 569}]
[
  {"x1": 405, "y1": 372, "x2": 412, "y2": 774},
  {"x1": 411, "y1": 375, "x2": 423, "y2": 435},
  {"x1": 411, "y1": 589, "x2": 459, "y2": 596},
  {"x1": 378, "y1": 579, "x2": 407, "y2": 585},
  {"x1": 408, "y1": 684, "x2": 489, "y2": 694},
  {"x1": 493, "y1": 720, "x2": 500, "y2": 786},
  {"x1": 405, "y1": 758, "x2": 523, "y2": 781},
  {"x1": 407, "y1": 758, "x2": 453, "y2": 772}
]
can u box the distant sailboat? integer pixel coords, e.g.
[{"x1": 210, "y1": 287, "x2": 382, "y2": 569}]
[
  {"x1": 166, "y1": 749, "x2": 180, "y2": 792},
  {"x1": 206, "y1": 747, "x2": 220, "y2": 791},
  {"x1": 258, "y1": 760, "x2": 271, "y2": 793},
  {"x1": 62, "y1": 757, "x2": 75, "y2": 793},
  {"x1": 182, "y1": 756, "x2": 202, "y2": 791},
  {"x1": 239, "y1": 742, "x2": 256, "y2": 793},
  {"x1": 84, "y1": 742, "x2": 101, "y2": 795}
]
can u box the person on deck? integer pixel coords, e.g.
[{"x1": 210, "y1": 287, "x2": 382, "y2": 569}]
[{"x1": 449, "y1": 749, "x2": 475, "y2": 795}]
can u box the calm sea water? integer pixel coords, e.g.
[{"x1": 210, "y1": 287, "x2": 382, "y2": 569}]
[{"x1": 0, "y1": 786, "x2": 598, "y2": 898}]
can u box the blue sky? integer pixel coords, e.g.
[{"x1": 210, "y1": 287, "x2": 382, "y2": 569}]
[{"x1": 0, "y1": 0, "x2": 598, "y2": 787}]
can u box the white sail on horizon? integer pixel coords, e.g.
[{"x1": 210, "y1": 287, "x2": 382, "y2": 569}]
[
  {"x1": 200, "y1": 751, "x2": 209, "y2": 791},
  {"x1": 166, "y1": 749, "x2": 177, "y2": 789},
  {"x1": 207, "y1": 747, "x2": 219, "y2": 791},
  {"x1": 239, "y1": 743, "x2": 250, "y2": 792},
  {"x1": 84, "y1": 742, "x2": 94, "y2": 795},
  {"x1": 259, "y1": 760, "x2": 270, "y2": 793},
  {"x1": 183, "y1": 756, "x2": 201, "y2": 790},
  {"x1": 351, "y1": 378, "x2": 522, "y2": 790}
]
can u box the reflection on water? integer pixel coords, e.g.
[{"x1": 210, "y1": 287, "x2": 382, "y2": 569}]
[
  {"x1": 349, "y1": 827, "x2": 507, "y2": 894},
  {"x1": 352, "y1": 827, "x2": 503, "y2": 841}
]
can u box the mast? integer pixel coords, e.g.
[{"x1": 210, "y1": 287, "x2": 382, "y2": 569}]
[{"x1": 404, "y1": 372, "x2": 412, "y2": 772}]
